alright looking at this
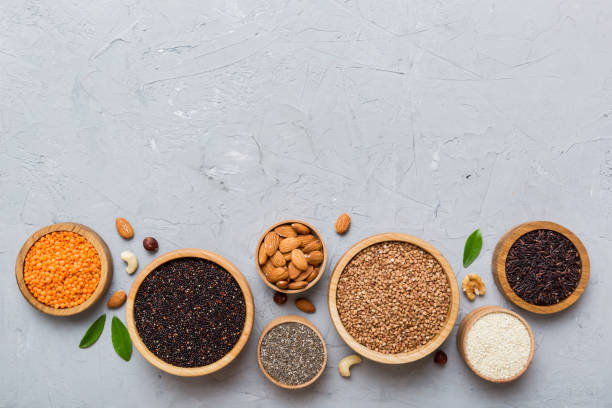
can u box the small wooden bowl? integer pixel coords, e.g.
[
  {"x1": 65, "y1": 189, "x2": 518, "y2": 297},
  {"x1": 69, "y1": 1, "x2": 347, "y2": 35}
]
[
  {"x1": 15, "y1": 222, "x2": 112, "y2": 317},
  {"x1": 457, "y1": 305, "x2": 535, "y2": 383},
  {"x1": 328, "y1": 233, "x2": 460, "y2": 364},
  {"x1": 492, "y1": 221, "x2": 590, "y2": 314},
  {"x1": 257, "y1": 315, "x2": 327, "y2": 389},
  {"x1": 126, "y1": 248, "x2": 254, "y2": 377},
  {"x1": 255, "y1": 220, "x2": 328, "y2": 294}
]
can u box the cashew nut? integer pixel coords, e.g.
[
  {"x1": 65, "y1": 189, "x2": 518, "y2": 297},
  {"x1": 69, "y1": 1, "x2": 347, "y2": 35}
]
[
  {"x1": 121, "y1": 251, "x2": 138, "y2": 275},
  {"x1": 338, "y1": 354, "x2": 362, "y2": 378}
]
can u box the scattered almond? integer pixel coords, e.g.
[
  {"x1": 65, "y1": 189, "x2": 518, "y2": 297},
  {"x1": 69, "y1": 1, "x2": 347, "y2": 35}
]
[
  {"x1": 279, "y1": 237, "x2": 300, "y2": 253},
  {"x1": 107, "y1": 290, "x2": 126, "y2": 309},
  {"x1": 274, "y1": 225, "x2": 297, "y2": 238},
  {"x1": 291, "y1": 223, "x2": 310, "y2": 234},
  {"x1": 264, "y1": 232, "x2": 280, "y2": 256},
  {"x1": 295, "y1": 298, "x2": 316, "y2": 313},
  {"x1": 335, "y1": 213, "x2": 351, "y2": 235},
  {"x1": 115, "y1": 218, "x2": 134, "y2": 239}
]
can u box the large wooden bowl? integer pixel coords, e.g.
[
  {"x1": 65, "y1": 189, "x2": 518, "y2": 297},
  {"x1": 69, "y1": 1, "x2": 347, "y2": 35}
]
[
  {"x1": 257, "y1": 315, "x2": 327, "y2": 389},
  {"x1": 15, "y1": 222, "x2": 112, "y2": 317},
  {"x1": 492, "y1": 221, "x2": 590, "y2": 314},
  {"x1": 255, "y1": 220, "x2": 328, "y2": 294},
  {"x1": 328, "y1": 233, "x2": 460, "y2": 364},
  {"x1": 126, "y1": 249, "x2": 254, "y2": 377},
  {"x1": 456, "y1": 305, "x2": 535, "y2": 383}
]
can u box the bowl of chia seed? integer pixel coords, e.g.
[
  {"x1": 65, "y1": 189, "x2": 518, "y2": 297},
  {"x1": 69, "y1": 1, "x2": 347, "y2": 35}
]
[
  {"x1": 257, "y1": 315, "x2": 327, "y2": 389},
  {"x1": 126, "y1": 249, "x2": 254, "y2": 376}
]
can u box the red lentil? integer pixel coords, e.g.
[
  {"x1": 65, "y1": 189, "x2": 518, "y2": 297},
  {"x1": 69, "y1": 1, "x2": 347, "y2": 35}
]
[{"x1": 23, "y1": 231, "x2": 101, "y2": 308}]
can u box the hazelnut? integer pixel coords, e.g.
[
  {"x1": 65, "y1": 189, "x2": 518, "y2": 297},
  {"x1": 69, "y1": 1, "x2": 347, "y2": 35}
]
[
  {"x1": 434, "y1": 350, "x2": 447, "y2": 365},
  {"x1": 143, "y1": 237, "x2": 159, "y2": 252},
  {"x1": 273, "y1": 291, "x2": 287, "y2": 305}
]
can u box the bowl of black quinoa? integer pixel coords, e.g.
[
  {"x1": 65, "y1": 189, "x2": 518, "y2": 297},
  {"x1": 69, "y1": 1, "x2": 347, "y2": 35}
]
[
  {"x1": 126, "y1": 249, "x2": 254, "y2": 376},
  {"x1": 492, "y1": 221, "x2": 590, "y2": 314}
]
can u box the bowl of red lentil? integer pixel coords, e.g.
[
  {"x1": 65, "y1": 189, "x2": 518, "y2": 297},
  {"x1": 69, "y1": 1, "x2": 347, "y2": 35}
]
[
  {"x1": 15, "y1": 222, "x2": 113, "y2": 316},
  {"x1": 126, "y1": 249, "x2": 254, "y2": 377},
  {"x1": 328, "y1": 233, "x2": 460, "y2": 364}
]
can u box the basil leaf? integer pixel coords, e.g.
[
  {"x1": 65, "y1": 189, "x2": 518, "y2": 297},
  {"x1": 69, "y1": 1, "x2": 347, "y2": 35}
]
[
  {"x1": 463, "y1": 229, "x2": 483, "y2": 268},
  {"x1": 79, "y1": 314, "x2": 106, "y2": 349},
  {"x1": 111, "y1": 316, "x2": 132, "y2": 361}
]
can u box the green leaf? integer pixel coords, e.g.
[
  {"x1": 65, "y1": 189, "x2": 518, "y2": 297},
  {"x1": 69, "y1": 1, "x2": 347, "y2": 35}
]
[
  {"x1": 79, "y1": 314, "x2": 106, "y2": 349},
  {"x1": 111, "y1": 316, "x2": 132, "y2": 361},
  {"x1": 463, "y1": 229, "x2": 483, "y2": 268}
]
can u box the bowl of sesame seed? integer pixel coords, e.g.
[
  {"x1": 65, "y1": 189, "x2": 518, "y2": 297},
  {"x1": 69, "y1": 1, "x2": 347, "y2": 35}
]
[{"x1": 328, "y1": 233, "x2": 460, "y2": 364}]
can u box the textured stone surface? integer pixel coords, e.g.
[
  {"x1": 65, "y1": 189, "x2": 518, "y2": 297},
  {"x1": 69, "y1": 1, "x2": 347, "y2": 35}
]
[{"x1": 1, "y1": 1, "x2": 611, "y2": 407}]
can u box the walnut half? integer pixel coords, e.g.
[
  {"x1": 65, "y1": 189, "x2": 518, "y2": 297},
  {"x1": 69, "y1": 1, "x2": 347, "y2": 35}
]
[{"x1": 462, "y1": 273, "x2": 486, "y2": 301}]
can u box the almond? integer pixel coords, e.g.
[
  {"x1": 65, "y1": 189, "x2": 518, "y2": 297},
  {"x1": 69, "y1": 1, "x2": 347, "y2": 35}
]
[
  {"x1": 296, "y1": 265, "x2": 312, "y2": 281},
  {"x1": 115, "y1": 218, "x2": 134, "y2": 239},
  {"x1": 266, "y1": 267, "x2": 288, "y2": 283},
  {"x1": 107, "y1": 290, "x2": 126, "y2": 309},
  {"x1": 288, "y1": 262, "x2": 301, "y2": 280},
  {"x1": 271, "y1": 251, "x2": 286, "y2": 267},
  {"x1": 306, "y1": 267, "x2": 319, "y2": 282},
  {"x1": 279, "y1": 237, "x2": 300, "y2": 253},
  {"x1": 291, "y1": 249, "x2": 308, "y2": 270},
  {"x1": 297, "y1": 234, "x2": 316, "y2": 247},
  {"x1": 295, "y1": 298, "x2": 315, "y2": 313},
  {"x1": 306, "y1": 250, "x2": 324, "y2": 265},
  {"x1": 262, "y1": 260, "x2": 275, "y2": 276},
  {"x1": 263, "y1": 232, "x2": 280, "y2": 256},
  {"x1": 302, "y1": 239, "x2": 322, "y2": 253},
  {"x1": 288, "y1": 281, "x2": 308, "y2": 290},
  {"x1": 258, "y1": 243, "x2": 268, "y2": 265},
  {"x1": 274, "y1": 225, "x2": 297, "y2": 238},
  {"x1": 283, "y1": 252, "x2": 292, "y2": 261},
  {"x1": 335, "y1": 213, "x2": 351, "y2": 235},
  {"x1": 291, "y1": 223, "x2": 310, "y2": 234},
  {"x1": 276, "y1": 280, "x2": 289, "y2": 289}
]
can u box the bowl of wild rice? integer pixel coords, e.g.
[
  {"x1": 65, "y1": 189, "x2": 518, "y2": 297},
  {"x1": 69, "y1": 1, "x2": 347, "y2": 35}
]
[
  {"x1": 126, "y1": 249, "x2": 254, "y2": 377},
  {"x1": 328, "y1": 233, "x2": 460, "y2": 364}
]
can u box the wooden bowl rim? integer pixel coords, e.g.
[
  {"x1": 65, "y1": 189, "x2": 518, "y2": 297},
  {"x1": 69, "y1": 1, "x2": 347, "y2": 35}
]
[
  {"x1": 254, "y1": 219, "x2": 328, "y2": 294},
  {"x1": 126, "y1": 248, "x2": 254, "y2": 377},
  {"x1": 256, "y1": 314, "x2": 327, "y2": 389},
  {"x1": 492, "y1": 221, "x2": 590, "y2": 314},
  {"x1": 327, "y1": 232, "x2": 460, "y2": 364},
  {"x1": 456, "y1": 305, "x2": 535, "y2": 383},
  {"x1": 15, "y1": 222, "x2": 112, "y2": 317}
]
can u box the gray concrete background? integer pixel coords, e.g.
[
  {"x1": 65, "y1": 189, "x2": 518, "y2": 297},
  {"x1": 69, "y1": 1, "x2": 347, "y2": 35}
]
[{"x1": 1, "y1": 0, "x2": 611, "y2": 407}]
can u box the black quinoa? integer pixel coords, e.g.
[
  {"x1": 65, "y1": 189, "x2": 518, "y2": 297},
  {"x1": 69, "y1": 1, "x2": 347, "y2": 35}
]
[
  {"x1": 506, "y1": 229, "x2": 582, "y2": 306},
  {"x1": 134, "y1": 257, "x2": 246, "y2": 367}
]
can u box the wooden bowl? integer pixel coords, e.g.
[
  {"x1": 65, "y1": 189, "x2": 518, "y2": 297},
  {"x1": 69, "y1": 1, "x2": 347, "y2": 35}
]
[
  {"x1": 255, "y1": 220, "x2": 328, "y2": 294},
  {"x1": 126, "y1": 249, "x2": 254, "y2": 377},
  {"x1": 492, "y1": 221, "x2": 590, "y2": 314},
  {"x1": 15, "y1": 222, "x2": 112, "y2": 317},
  {"x1": 328, "y1": 233, "x2": 460, "y2": 364},
  {"x1": 257, "y1": 315, "x2": 327, "y2": 389},
  {"x1": 456, "y1": 305, "x2": 535, "y2": 383}
]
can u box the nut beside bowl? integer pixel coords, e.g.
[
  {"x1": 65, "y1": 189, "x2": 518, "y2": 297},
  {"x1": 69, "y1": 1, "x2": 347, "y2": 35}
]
[
  {"x1": 328, "y1": 233, "x2": 460, "y2": 364},
  {"x1": 15, "y1": 222, "x2": 112, "y2": 317},
  {"x1": 126, "y1": 248, "x2": 254, "y2": 377},
  {"x1": 255, "y1": 220, "x2": 327, "y2": 294}
]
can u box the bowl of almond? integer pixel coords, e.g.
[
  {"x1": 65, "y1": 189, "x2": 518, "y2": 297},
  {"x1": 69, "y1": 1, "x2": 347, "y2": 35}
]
[{"x1": 255, "y1": 220, "x2": 327, "y2": 294}]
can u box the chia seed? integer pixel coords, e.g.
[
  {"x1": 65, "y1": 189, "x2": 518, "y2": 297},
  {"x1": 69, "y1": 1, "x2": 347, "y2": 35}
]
[
  {"x1": 260, "y1": 322, "x2": 325, "y2": 385},
  {"x1": 134, "y1": 257, "x2": 246, "y2": 368}
]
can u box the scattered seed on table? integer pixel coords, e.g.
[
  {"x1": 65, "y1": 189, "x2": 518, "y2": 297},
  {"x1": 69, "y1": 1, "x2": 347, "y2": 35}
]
[
  {"x1": 134, "y1": 257, "x2": 245, "y2": 368},
  {"x1": 336, "y1": 241, "x2": 451, "y2": 354},
  {"x1": 260, "y1": 322, "x2": 325, "y2": 385}
]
